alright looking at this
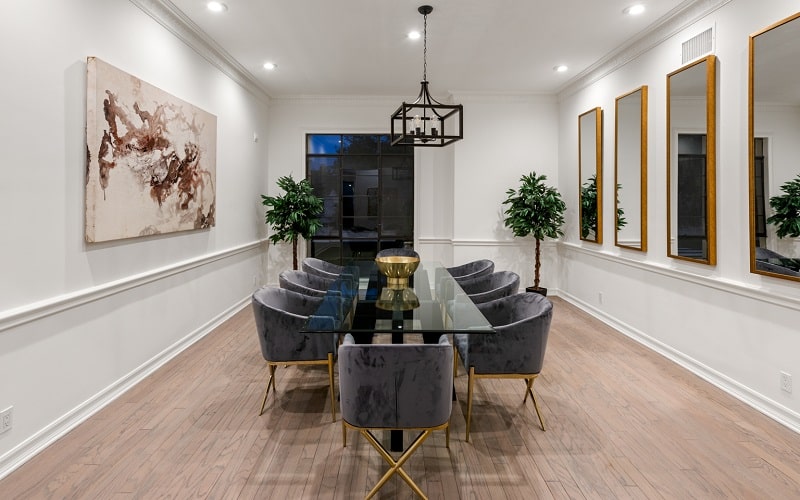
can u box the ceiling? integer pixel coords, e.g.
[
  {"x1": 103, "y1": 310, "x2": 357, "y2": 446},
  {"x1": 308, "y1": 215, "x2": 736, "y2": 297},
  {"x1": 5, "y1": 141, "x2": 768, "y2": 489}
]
[{"x1": 167, "y1": 0, "x2": 693, "y2": 98}]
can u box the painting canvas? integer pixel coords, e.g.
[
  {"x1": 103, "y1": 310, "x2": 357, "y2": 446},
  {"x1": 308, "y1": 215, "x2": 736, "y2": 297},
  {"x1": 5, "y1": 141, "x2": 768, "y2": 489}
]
[{"x1": 85, "y1": 57, "x2": 217, "y2": 242}]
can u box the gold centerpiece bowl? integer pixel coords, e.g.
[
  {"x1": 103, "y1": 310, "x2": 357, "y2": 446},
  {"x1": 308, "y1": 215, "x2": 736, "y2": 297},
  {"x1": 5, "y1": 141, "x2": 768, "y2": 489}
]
[{"x1": 375, "y1": 255, "x2": 420, "y2": 289}]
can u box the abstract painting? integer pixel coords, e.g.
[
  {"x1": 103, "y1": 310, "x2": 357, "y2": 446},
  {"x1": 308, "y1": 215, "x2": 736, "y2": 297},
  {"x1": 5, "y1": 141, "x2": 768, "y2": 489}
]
[{"x1": 85, "y1": 57, "x2": 217, "y2": 242}]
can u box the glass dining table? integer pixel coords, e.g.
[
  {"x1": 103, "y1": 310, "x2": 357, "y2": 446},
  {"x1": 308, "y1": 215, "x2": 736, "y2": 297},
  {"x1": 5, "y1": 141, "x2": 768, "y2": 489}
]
[
  {"x1": 302, "y1": 260, "x2": 494, "y2": 340},
  {"x1": 302, "y1": 260, "x2": 495, "y2": 450}
]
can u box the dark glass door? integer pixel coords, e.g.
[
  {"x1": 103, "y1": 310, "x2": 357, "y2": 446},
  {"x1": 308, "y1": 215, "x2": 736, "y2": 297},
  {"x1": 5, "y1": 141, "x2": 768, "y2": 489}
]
[{"x1": 307, "y1": 134, "x2": 414, "y2": 274}]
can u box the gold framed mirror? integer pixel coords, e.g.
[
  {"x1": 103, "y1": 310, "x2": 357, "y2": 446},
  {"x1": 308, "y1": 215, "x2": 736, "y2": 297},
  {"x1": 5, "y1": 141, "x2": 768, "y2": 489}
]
[
  {"x1": 615, "y1": 86, "x2": 648, "y2": 251},
  {"x1": 579, "y1": 107, "x2": 603, "y2": 243},
  {"x1": 749, "y1": 12, "x2": 800, "y2": 282},
  {"x1": 666, "y1": 55, "x2": 716, "y2": 264}
]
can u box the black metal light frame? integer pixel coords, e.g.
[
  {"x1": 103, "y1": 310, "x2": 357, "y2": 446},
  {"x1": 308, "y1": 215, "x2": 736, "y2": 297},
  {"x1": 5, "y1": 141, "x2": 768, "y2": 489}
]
[{"x1": 390, "y1": 5, "x2": 463, "y2": 147}]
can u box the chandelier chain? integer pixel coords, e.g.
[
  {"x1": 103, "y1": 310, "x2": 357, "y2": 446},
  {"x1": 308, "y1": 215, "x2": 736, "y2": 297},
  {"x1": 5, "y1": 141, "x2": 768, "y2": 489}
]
[{"x1": 423, "y1": 11, "x2": 428, "y2": 82}]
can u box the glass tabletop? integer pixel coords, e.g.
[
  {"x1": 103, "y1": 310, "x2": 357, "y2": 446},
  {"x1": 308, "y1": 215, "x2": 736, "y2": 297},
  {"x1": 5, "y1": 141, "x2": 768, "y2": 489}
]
[{"x1": 303, "y1": 260, "x2": 494, "y2": 334}]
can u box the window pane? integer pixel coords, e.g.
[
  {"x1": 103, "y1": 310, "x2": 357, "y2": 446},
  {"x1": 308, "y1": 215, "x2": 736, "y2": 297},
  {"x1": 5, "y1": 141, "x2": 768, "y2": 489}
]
[
  {"x1": 343, "y1": 156, "x2": 379, "y2": 170},
  {"x1": 382, "y1": 216, "x2": 413, "y2": 237},
  {"x1": 308, "y1": 134, "x2": 342, "y2": 155},
  {"x1": 315, "y1": 197, "x2": 340, "y2": 237},
  {"x1": 308, "y1": 157, "x2": 340, "y2": 197},
  {"x1": 343, "y1": 135, "x2": 379, "y2": 155},
  {"x1": 310, "y1": 240, "x2": 342, "y2": 265},
  {"x1": 343, "y1": 212, "x2": 378, "y2": 236}
]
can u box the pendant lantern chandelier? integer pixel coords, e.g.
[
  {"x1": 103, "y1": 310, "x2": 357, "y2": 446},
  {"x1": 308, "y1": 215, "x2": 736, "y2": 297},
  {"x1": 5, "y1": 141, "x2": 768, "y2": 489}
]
[{"x1": 390, "y1": 5, "x2": 463, "y2": 147}]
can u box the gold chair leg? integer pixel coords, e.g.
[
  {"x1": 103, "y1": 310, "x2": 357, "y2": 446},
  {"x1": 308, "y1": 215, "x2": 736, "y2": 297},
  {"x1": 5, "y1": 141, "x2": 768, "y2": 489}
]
[
  {"x1": 466, "y1": 367, "x2": 475, "y2": 442},
  {"x1": 259, "y1": 364, "x2": 277, "y2": 416},
  {"x1": 523, "y1": 377, "x2": 534, "y2": 403},
  {"x1": 327, "y1": 353, "x2": 336, "y2": 422},
  {"x1": 527, "y1": 378, "x2": 546, "y2": 431},
  {"x1": 342, "y1": 421, "x2": 347, "y2": 447},
  {"x1": 363, "y1": 429, "x2": 430, "y2": 500},
  {"x1": 445, "y1": 421, "x2": 450, "y2": 449}
]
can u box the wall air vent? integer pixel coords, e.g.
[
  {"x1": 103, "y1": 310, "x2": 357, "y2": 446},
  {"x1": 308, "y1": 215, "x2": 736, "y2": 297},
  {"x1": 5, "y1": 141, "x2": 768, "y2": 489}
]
[{"x1": 682, "y1": 27, "x2": 714, "y2": 64}]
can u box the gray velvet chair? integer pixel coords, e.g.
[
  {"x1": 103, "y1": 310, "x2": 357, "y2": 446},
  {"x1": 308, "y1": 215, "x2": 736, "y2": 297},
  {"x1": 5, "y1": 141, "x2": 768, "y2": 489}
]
[
  {"x1": 338, "y1": 334, "x2": 453, "y2": 499},
  {"x1": 447, "y1": 259, "x2": 495, "y2": 283},
  {"x1": 279, "y1": 269, "x2": 334, "y2": 297},
  {"x1": 458, "y1": 270, "x2": 520, "y2": 304},
  {"x1": 302, "y1": 257, "x2": 344, "y2": 280},
  {"x1": 376, "y1": 247, "x2": 420, "y2": 259},
  {"x1": 453, "y1": 292, "x2": 553, "y2": 441},
  {"x1": 251, "y1": 286, "x2": 339, "y2": 421}
]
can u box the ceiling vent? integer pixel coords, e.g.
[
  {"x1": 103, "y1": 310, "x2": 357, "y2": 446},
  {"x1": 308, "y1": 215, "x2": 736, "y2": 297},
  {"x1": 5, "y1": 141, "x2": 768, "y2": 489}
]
[{"x1": 682, "y1": 27, "x2": 714, "y2": 64}]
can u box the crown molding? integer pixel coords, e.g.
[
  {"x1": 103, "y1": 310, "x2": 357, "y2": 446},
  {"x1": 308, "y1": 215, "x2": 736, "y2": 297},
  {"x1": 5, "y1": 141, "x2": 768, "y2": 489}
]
[
  {"x1": 129, "y1": 0, "x2": 271, "y2": 103},
  {"x1": 557, "y1": 0, "x2": 732, "y2": 100},
  {"x1": 269, "y1": 94, "x2": 407, "y2": 106}
]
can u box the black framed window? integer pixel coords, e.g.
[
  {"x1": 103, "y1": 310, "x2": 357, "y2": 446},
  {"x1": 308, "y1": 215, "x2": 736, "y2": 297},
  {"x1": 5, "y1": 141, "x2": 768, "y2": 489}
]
[{"x1": 306, "y1": 134, "x2": 414, "y2": 270}]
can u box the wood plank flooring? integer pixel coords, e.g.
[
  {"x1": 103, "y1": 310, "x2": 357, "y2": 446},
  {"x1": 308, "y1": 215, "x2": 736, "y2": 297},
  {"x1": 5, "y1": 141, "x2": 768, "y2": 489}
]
[{"x1": 2, "y1": 297, "x2": 800, "y2": 498}]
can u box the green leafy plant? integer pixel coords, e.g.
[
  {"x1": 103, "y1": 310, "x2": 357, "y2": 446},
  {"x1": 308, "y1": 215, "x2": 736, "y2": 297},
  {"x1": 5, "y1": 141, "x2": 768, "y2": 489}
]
[
  {"x1": 616, "y1": 184, "x2": 627, "y2": 230},
  {"x1": 767, "y1": 174, "x2": 800, "y2": 238},
  {"x1": 581, "y1": 175, "x2": 598, "y2": 239},
  {"x1": 502, "y1": 171, "x2": 566, "y2": 291},
  {"x1": 261, "y1": 174, "x2": 324, "y2": 269}
]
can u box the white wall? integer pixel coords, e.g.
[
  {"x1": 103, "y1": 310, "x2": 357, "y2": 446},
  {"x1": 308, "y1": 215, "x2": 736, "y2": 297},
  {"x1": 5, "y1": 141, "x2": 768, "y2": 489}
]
[
  {"x1": 0, "y1": 0, "x2": 269, "y2": 477},
  {"x1": 557, "y1": 0, "x2": 800, "y2": 430},
  {"x1": 449, "y1": 94, "x2": 560, "y2": 288}
]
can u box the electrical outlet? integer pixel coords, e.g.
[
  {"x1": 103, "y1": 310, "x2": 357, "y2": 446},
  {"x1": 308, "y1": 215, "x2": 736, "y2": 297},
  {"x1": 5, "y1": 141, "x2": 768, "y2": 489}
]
[
  {"x1": 598, "y1": 292, "x2": 604, "y2": 304},
  {"x1": 0, "y1": 406, "x2": 12, "y2": 434},
  {"x1": 781, "y1": 372, "x2": 793, "y2": 394}
]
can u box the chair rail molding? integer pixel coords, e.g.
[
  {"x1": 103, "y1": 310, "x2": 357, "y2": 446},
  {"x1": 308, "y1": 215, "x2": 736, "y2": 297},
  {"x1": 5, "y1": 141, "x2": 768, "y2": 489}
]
[
  {"x1": 0, "y1": 239, "x2": 267, "y2": 334},
  {"x1": 562, "y1": 242, "x2": 800, "y2": 311}
]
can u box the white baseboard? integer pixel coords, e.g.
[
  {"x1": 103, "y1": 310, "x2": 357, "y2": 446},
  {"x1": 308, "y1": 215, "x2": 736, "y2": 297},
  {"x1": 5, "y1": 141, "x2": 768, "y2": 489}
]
[
  {"x1": 0, "y1": 297, "x2": 250, "y2": 480},
  {"x1": 557, "y1": 290, "x2": 800, "y2": 435}
]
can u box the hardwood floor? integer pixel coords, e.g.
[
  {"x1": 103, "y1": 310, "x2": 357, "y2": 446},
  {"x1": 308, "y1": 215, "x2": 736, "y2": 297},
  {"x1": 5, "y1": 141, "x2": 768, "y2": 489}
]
[{"x1": 2, "y1": 297, "x2": 800, "y2": 499}]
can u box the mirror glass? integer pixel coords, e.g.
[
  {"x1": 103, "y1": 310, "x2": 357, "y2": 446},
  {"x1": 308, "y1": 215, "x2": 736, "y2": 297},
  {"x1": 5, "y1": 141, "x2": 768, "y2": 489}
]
[
  {"x1": 579, "y1": 107, "x2": 603, "y2": 243},
  {"x1": 749, "y1": 13, "x2": 800, "y2": 281},
  {"x1": 667, "y1": 55, "x2": 716, "y2": 264},
  {"x1": 615, "y1": 86, "x2": 648, "y2": 251}
]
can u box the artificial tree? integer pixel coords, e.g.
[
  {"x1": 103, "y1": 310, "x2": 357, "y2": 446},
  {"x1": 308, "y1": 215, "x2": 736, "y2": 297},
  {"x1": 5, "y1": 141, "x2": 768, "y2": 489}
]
[
  {"x1": 502, "y1": 171, "x2": 566, "y2": 294},
  {"x1": 261, "y1": 174, "x2": 324, "y2": 270},
  {"x1": 767, "y1": 174, "x2": 800, "y2": 238}
]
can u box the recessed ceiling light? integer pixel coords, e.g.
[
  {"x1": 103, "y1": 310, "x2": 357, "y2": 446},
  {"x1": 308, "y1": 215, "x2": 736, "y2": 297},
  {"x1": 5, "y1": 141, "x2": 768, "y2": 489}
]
[
  {"x1": 207, "y1": 2, "x2": 227, "y2": 13},
  {"x1": 624, "y1": 4, "x2": 645, "y2": 16},
  {"x1": 408, "y1": 31, "x2": 421, "y2": 40},
  {"x1": 263, "y1": 62, "x2": 277, "y2": 70},
  {"x1": 554, "y1": 65, "x2": 568, "y2": 73}
]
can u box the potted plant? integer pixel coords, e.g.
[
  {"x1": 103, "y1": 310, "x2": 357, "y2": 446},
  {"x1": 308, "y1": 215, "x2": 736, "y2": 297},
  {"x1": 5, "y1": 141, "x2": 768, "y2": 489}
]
[
  {"x1": 261, "y1": 174, "x2": 324, "y2": 270},
  {"x1": 767, "y1": 174, "x2": 800, "y2": 238},
  {"x1": 502, "y1": 171, "x2": 566, "y2": 295}
]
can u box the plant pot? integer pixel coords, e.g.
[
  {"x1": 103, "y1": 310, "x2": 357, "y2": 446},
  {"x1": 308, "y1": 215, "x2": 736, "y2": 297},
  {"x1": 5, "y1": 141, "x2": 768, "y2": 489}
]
[{"x1": 526, "y1": 286, "x2": 547, "y2": 296}]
